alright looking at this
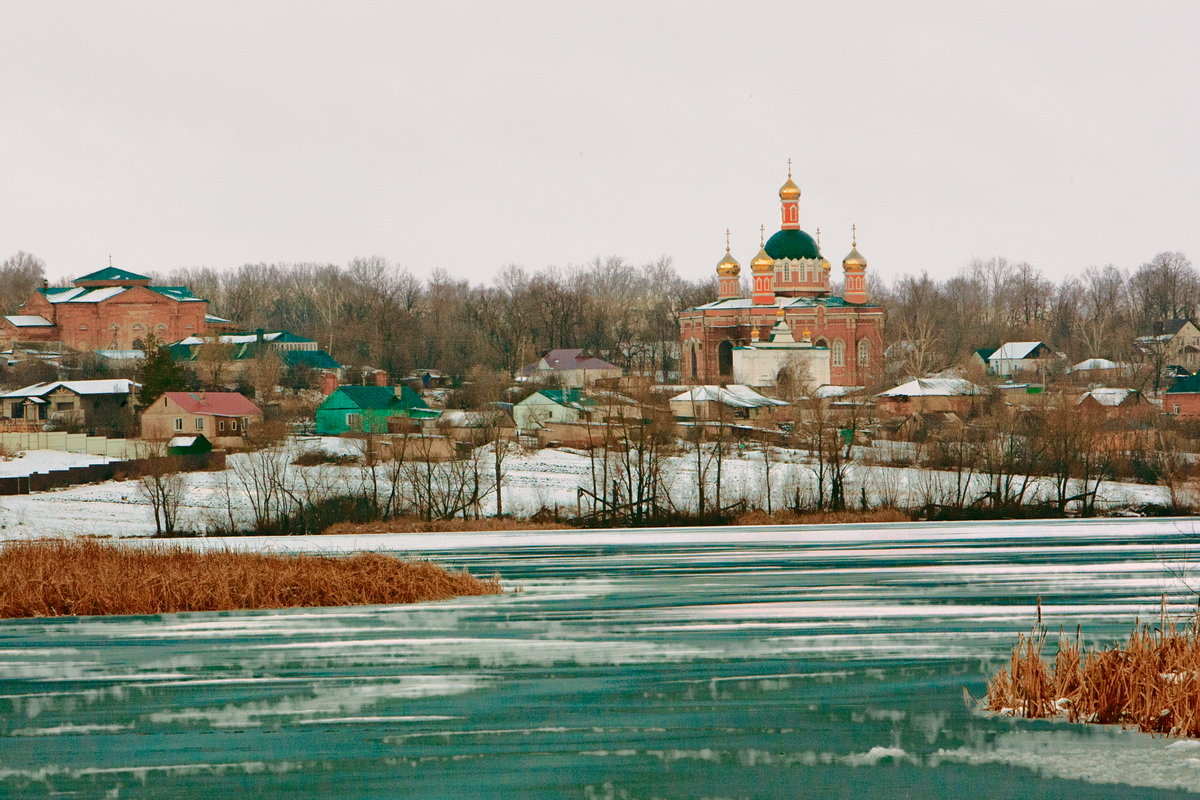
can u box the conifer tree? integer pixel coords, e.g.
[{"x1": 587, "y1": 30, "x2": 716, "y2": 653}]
[{"x1": 137, "y1": 333, "x2": 188, "y2": 406}]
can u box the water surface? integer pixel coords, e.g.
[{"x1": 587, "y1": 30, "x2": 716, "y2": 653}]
[{"x1": 3, "y1": 518, "x2": 1200, "y2": 798}]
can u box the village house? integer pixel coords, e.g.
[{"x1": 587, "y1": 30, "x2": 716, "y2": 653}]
[
  {"x1": 0, "y1": 378, "x2": 139, "y2": 435},
  {"x1": 1162, "y1": 374, "x2": 1200, "y2": 417},
  {"x1": 668, "y1": 384, "x2": 790, "y2": 422},
  {"x1": 140, "y1": 391, "x2": 262, "y2": 448},
  {"x1": 168, "y1": 329, "x2": 343, "y2": 382},
  {"x1": 511, "y1": 389, "x2": 640, "y2": 432},
  {"x1": 517, "y1": 349, "x2": 623, "y2": 388},
  {"x1": 314, "y1": 384, "x2": 436, "y2": 435},
  {"x1": 1134, "y1": 319, "x2": 1200, "y2": 373},
  {"x1": 1074, "y1": 387, "x2": 1155, "y2": 420},
  {"x1": 875, "y1": 378, "x2": 985, "y2": 417},
  {"x1": 987, "y1": 342, "x2": 1059, "y2": 377},
  {"x1": 0, "y1": 267, "x2": 234, "y2": 353},
  {"x1": 1069, "y1": 358, "x2": 1130, "y2": 384}
]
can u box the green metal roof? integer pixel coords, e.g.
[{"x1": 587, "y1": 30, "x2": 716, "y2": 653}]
[
  {"x1": 333, "y1": 384, "x2": 423, "y2": 411},
  {"x1": 74, "y1": 266, "x2": 151, "y2": 282},
  {"x1": 280, "y1": 349, "x2": 341, "y2": 370},
  {"x1": 765, "y1": 229, "x2": 821, "y2": 261},
  {"x1": 1166, "y1": 374, "x2": 1200, "y2": 393},
  {"x1": 538, "y1": 388, "x2": 588, "y2": 406}
]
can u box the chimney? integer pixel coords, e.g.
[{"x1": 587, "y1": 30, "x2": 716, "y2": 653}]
[
  {"x1": 256, "y1": 328, "x2": 265, "y2": 344},
  {"x1": 372, "y1": 369, "x2": 388, "y2": 386},
  {"x1": 319, "y1": 371, "x2": 339, "y2": 395}
]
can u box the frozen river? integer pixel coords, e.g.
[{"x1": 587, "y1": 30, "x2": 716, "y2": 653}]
[{"x1": 3, "y1": 518, "x2": 1200, "y2": 798}]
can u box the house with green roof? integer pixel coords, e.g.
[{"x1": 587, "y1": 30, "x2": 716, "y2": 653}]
[
  {"x1": 0, "y1": 265, "x2": 224, "y2": 353},
  {"x1": 168, "y1": 330, "x2": 343, "y2": 384},
  {"x1": 315, "y1": 384, "x2": 438, "y2": 435}
]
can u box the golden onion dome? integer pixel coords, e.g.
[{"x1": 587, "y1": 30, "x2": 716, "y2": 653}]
[
  {"x1": 820, "y1": 257, "x2": 831, "y2": 271},
  {"x1": 779, "y1": 177, "x2": 800, "y2": 201},
  {"x1": 751, "y1": 247, "x2": 774, "y2": 274},
  {"x1": 716, "y1": 250, "x2": 741, "y2": 277},
  {"x1": 843, "y1": 246, "x2": 867, "y2": 269}
]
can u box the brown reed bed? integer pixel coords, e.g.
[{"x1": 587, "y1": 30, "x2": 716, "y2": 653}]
[
  {"x1": 324, "y1": 517, "x2": 578, "y2": 535},
  {"x1": 0, "y1": 539, "x2": 502, "y2": 619},
  {"x1": 732, "y1": 508, "x2": 913, "y2": 527},
  {"x1": 986, "y1": 606, "x2": 1200, "y2": 738}
]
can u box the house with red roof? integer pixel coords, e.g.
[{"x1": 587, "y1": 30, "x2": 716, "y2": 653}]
[
  {"x1": 517, "y1": 348, "x2": 622, "y2": 388},
  {"x1": 140, "y1": 391, "x2": 262, "y2": 447}
]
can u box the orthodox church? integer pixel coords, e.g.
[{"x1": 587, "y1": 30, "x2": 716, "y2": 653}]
[{"x1": 679, "y1": 168, "x2": 885, "y2": 387}]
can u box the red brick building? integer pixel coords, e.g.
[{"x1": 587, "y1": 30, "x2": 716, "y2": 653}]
[
  {"x1": 0, "y1": 267, "x2": 226, "y2": 352},
  {"x1": 679, "y1": 171, "x2": 885, "y2": 386}
]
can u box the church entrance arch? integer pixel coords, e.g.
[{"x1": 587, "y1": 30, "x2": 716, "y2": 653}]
[{"x1": 717, "y1": 340, "x2": 733, "y2": 377}]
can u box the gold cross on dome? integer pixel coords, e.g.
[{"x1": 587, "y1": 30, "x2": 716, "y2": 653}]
[
  {"x1": 852, "y1": 223, "x2": 857, "y2": 247},
  {"x1": 725, "y1": 228, "x2": 731, "y2": 252},
  {"x1": 815, "y1": 227, "x2": 821, "y2": 247},
  {"x1": 759, "y1": 224, "x2": 765, "y2": 247},
  {"x1": 787, "y1": 158, "x2": 792, "y2": 178}
]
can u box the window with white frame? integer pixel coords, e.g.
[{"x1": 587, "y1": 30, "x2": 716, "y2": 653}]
[{"x1": 832, "y1": 339, "x2": 845, "y2": 367}]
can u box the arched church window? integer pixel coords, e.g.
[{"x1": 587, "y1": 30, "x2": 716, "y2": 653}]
[
  {"x1": 718, "y1": 340, "x2": 734, "y2": 377},
  {"x1": 832, "y1": 339, "x2": 845, "y2": 367},
  {"x1": 814, "y1": 338, "x2": 828, "y2": 349},
  {"x1": 156, "y1": 323, "x2": 167, "y2": 331},
  {"x1": 782, "y1": 264, "x2": 790, "y2": 282},
  {"x1": 857, "y1": 339, "x2": 871, "y2": 367},
  {"x1": 78, "y1": 324, "x2": 88, "y2": 331},
  {"x1": 132, "y1": 338, "x2": 144, "y2": 350},
  {"x1": 691, "y1": 347, "x2": 698, "y2": 380},
  {"x1": 132, "y1": 323, "x2": 145, "y2": 331}
]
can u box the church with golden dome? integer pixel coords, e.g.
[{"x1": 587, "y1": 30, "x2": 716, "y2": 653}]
[{"x1": 679, "y1": 167, "x2": 884, "y2": 387}]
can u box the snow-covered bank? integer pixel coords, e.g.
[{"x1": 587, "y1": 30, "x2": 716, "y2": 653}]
[{"x1": 0, "y1": 443, "x2": 1180, "y2": 540}]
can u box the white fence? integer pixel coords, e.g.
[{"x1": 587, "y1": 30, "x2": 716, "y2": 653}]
[{"x1": 0, "y1": 432, "x2": 147, "y2": 460}]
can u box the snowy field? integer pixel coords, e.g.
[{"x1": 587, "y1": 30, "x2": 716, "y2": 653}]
[
  {"x1": 0, "y1": 449, "x2": 118, "y2": 477},
  {"x1": 0, "y1": 438, "x2": 1176, "y2": 539}
]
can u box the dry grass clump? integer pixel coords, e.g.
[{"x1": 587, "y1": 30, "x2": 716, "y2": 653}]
[
  {"x1": 732, "y1": 508, "x2": 912, "y2": 527},
  {"x1": 0, "y1": 539, "x2": 502, "y2": 619},
  {"x1": 325, "y1": 517, "x2": 578, "y2": 534},
  {"x1": 986, "y1": 610, "x2": 1200, "y2": 738}
]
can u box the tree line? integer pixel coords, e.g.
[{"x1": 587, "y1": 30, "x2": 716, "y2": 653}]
[{"x1": 877, "y1": 251, "x2": 1197, "y2": 378}]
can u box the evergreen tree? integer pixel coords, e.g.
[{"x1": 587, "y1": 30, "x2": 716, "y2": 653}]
[{"x1": 137, "y1": 333, "x2": 188, "y2": 406}]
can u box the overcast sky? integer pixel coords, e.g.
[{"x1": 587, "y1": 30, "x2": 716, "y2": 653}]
[{"x1": 2, "y1": 1, "x2": 1197, "y2": 287}]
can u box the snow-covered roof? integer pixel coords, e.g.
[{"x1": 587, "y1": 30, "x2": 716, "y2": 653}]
[
  {"x1": 989, "y1": 342, "x2": 1047, "y2": 361},
  {"x1": 669, "y1": 385, "x2": 790, "y2": 408},
  {"x1": 95, "y1": 349, "x2": 145, "y2": 360},
  {"x1": 168, "y1": 436, "x2": 199, "y2": 447},
  {"x1": 205, "y1": 313, "x2": 233, "y2": 324},
  {"x1": 1076, "y1": 387, "x2": 1142, "y2": 407},
  {"x1": 814, "y1": 384, "x2": 865, "y2": 399},
  {"x1": 877, "y1": 378, "x2": 984, "y2": 398},
  {"x1": 0, "y1": 379, "x2": 139, "y2": 399},
  {"x1": 2, "y1": 315, "x2": 53, "y2": 327},
  {"x1": 1072, "y1": 357, "x2": 1119, "y2": 372}
]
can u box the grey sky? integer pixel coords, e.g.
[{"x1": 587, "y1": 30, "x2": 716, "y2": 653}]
[{"x1": 3, "y1": 1, "x2": 1198, "y2": 287}]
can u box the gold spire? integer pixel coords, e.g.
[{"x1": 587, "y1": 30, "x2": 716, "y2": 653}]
[
  {"x1": 843, "y1": 224, "x2": 867, "y2": 269},
  {"x1": 759, "y1": 224, "x2": 765, "y2": 248},
  {"x1": 779, "y1": 158, "x2": 800, "y2": 200},
  {"x1": 716, "y1": 228, "x2": 740, "y2": 277}
]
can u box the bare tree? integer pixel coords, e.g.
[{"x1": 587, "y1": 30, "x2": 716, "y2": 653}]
[{"x1": 136, "y1": 443, "x2": 189, "y2": 536}]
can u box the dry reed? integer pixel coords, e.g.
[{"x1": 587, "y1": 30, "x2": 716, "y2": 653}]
[
  {"x1": 732, "y1": 508, "x2": 912, "y2": 527},
  {"x1": 986, "y1": 610, "x2": 1200, "y2": 738},
  {"x1": 324, "y1": 517, "x2": 578, "y2": 534},
  {"x1": 0, "y1": 539, "x2": 502, "y2": 619}
]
